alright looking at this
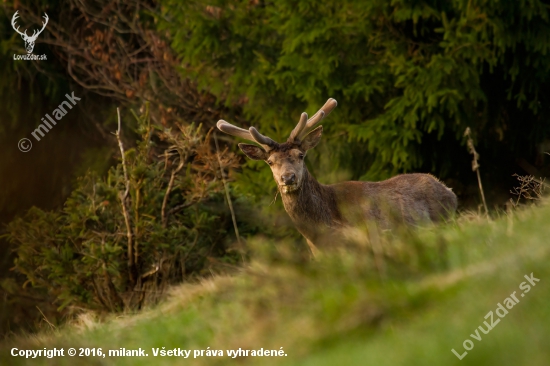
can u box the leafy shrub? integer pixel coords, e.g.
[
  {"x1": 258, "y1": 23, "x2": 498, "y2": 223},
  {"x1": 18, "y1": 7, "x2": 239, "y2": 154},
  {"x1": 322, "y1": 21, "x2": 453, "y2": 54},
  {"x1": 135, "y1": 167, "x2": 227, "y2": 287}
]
[{"x1": 4, "y1": 107, "x2": 241, "y2": 313}]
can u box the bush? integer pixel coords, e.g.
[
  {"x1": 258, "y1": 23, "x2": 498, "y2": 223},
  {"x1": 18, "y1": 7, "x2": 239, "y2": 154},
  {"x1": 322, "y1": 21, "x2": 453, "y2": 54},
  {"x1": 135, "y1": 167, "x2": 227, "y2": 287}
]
[{"x1": 4, "y1": 106, "x2": 242, "y2": 313}]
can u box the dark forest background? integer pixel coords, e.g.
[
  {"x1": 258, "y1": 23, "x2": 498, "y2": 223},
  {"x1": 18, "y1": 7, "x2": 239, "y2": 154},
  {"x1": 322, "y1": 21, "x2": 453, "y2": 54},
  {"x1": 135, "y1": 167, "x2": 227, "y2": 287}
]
[{"x1": 0, "y1": 0, "x2": 549, "y2": 336}]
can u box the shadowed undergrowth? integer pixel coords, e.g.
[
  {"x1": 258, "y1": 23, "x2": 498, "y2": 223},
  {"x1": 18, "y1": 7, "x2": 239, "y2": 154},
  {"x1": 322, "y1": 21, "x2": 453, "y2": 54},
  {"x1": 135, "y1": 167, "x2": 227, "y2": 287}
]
[{"x1": 1, "y1": 201, "x2": 550, "y2": 366}]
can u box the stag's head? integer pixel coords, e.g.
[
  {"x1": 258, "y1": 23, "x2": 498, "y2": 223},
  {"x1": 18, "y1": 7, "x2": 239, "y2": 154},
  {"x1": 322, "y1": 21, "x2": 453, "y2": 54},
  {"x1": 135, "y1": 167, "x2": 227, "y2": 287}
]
[
  {"x1": 11, "y1": 11, "x2": 49, "y2": 54},
  {"x1": 217, "y1": 98, "x2": 337, "y2": 194}
]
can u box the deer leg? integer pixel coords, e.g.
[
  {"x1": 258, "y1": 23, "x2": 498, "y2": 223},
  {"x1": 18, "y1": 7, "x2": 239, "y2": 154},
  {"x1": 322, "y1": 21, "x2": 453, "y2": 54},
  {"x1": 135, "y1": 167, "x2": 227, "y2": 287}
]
[{"x1": 306, "y1": 238, "x2": 319, "y2": 259}]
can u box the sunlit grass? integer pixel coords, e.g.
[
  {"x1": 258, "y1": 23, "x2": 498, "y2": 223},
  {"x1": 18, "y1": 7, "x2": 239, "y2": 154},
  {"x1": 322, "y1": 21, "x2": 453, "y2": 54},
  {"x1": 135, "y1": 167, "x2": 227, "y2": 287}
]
[{"x1": 2, "y1": 201, "x2": 550, "y2": 365}]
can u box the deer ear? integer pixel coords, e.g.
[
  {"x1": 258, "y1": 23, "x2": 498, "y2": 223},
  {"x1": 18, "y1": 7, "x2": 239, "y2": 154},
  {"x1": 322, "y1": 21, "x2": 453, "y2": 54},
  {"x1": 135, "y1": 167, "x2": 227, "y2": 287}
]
[
  {"x1": 301, "y1": 126, "x2": 323, "y2": 151},
  {"x1": 238, "y1": 143, "x2": 268, "y2": 161}
]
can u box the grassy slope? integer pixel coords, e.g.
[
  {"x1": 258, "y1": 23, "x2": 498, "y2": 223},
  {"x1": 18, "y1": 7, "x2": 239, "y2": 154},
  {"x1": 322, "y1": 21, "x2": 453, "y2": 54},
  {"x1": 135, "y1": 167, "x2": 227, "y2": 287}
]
[{"x1": 1, "y1": 202, "x2": 550, "y2": 366}]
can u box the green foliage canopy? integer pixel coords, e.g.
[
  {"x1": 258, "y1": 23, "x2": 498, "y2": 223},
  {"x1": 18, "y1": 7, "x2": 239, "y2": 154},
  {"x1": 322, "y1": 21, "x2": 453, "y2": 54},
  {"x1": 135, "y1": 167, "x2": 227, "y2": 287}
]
[{"x1": 160, "y1": 0, "x2": 550, "y2": 190}]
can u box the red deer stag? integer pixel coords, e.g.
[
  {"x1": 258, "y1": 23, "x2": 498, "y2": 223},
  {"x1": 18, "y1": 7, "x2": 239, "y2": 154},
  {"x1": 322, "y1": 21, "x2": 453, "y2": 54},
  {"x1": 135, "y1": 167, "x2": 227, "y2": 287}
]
[{"x1": 217, "y1": 99, "x2": 457, "y2": 255}]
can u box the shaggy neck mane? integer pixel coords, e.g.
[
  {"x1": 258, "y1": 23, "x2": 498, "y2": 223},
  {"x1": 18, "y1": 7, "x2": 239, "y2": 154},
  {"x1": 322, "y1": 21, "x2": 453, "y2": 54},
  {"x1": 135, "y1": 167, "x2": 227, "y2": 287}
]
[{"x1": 280, "y1": 168, "x2": 342, "y2": 228}]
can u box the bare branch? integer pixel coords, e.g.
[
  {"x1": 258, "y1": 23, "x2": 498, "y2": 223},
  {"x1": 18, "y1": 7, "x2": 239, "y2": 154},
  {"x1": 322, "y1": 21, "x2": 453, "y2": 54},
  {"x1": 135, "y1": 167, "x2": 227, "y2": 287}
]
[
  {"x1": 114, "y1": 108, "x2": 136, "y2": 286},
  {"x1": 161, "y1": 148, "x2": 185, "y2": 228}
]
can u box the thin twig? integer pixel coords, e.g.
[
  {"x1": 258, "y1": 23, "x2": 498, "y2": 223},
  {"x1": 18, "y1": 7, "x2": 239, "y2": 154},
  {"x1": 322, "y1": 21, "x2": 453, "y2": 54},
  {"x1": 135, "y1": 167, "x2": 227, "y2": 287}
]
[
  {"x1": 510, "y1": 174, "x2": 546, "y2": 207},
  {"x1": 36, "y1": 306, "x2": 56, "y2": 331},
  {"x1": 114, "y1": 108, "x2": 136, "y2": 285},
  {"x1": 116, "y1": 108, "x2": 130, "y2": 199},
  {"x1": 161, "y1": 149, "x2": 185, "y2": 228},
  {"x1": 214, "y1": 133, "x2": 242, "y2": 250},
  {"x1": 167, "y1": 201, "x2": 196, "y2": 217}
]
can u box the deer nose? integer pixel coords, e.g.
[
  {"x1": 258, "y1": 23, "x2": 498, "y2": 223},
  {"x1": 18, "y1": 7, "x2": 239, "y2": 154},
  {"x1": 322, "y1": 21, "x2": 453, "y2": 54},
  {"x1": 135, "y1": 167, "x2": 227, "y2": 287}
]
[{"x1": 281, "y1": 173, "x2": 296, "y2": 185}]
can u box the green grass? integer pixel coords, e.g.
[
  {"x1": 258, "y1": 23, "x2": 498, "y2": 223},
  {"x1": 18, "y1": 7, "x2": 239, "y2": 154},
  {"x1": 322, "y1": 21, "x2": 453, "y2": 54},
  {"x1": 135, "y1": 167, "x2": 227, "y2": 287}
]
[{"x1": 2, "y1": 202, "x2": 550, "y2": 366}]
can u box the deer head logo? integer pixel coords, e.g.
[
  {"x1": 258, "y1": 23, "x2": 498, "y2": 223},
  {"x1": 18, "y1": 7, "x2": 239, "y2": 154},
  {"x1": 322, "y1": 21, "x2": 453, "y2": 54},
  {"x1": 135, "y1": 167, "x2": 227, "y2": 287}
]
[{"x1": 11, "y1": 11, "x2": 49, "y2": 54}]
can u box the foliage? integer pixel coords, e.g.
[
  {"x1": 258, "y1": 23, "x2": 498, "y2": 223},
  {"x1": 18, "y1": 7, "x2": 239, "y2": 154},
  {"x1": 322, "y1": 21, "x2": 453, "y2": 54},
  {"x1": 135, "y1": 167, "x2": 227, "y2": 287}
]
[
  {"x1": 2, "y1": 0, "x2": 550, "y2": 340},
  {"x1": 2, "y1": 0, "x2": 240, "y2": 131},
  {"x1": 159, "y1": 0, "x2": 550, "y2": 193},
  {"x1": 3, "y1": 106, "x2": 242, "y2": 314}
]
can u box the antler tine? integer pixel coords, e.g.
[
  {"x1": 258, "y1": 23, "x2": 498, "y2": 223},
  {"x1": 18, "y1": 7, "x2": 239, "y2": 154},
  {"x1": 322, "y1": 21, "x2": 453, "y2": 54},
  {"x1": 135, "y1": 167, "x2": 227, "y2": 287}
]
[
  {"x1": 217, "y1": 120, "x2": 275, "y2": 151},
  {"x1": 249, "y1": 127, "x2": 277, "y2": 149},
  {"x1": 288, "y1": 112, "x2": 308, "y2": 142},
  {"x1": 217, "y1": 120, "x2": 252, "y2": 139},
  {"x1": 298, "y1": 98, "x2": 338, "y2": 140}
]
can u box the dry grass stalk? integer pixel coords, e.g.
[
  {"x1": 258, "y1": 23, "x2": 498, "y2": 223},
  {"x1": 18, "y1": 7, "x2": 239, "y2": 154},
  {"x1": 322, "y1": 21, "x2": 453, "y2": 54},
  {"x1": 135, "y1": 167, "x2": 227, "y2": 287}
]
[
  {"x1": 214, "y1": 132, "x2": 242, "y2": 253},
  {"x1": 464, "y1": 127, "x2": 488, "y2": 216}
]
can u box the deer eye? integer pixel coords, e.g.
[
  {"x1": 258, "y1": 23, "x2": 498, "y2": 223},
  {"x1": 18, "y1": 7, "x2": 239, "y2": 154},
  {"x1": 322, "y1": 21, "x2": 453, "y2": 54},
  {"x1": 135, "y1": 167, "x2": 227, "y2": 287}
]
[
  {"x1": 267, "y1": 160, "x2": 273, "y2": 166},
  {"x1": 298, "y1": 153, "x2": 304, "y2": 159}
]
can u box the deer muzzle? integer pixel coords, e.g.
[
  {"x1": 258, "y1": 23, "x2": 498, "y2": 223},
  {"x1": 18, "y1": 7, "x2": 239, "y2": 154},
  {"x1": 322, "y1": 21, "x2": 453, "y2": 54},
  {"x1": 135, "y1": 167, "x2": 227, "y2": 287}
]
[{"x1": 280, "y1": 173, "x2": 299, "y2": 193}]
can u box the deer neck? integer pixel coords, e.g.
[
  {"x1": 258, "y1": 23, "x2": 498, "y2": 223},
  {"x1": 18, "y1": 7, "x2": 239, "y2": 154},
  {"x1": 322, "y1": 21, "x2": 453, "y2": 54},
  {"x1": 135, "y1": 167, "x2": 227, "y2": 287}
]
[{"x1": 280, "y1": 168, "x2": 343, "y2": 234}]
